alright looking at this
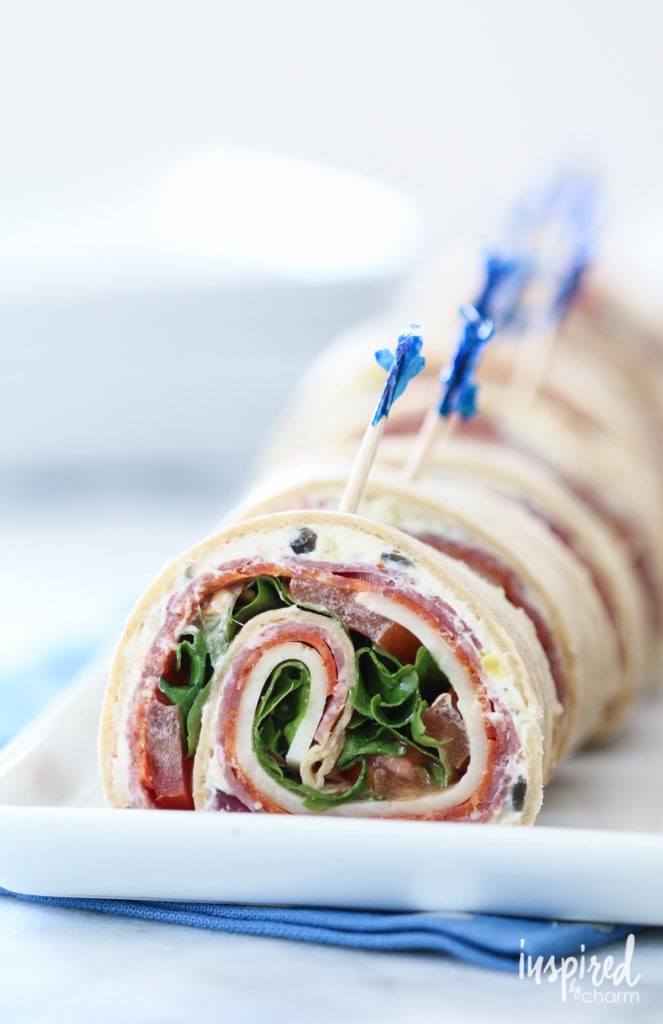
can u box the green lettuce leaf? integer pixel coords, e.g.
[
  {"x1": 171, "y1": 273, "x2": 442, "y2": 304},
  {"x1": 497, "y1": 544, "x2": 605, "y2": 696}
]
[
  {"x1": 337, "y1": 718, "x2": 406, "y2": 770},
  {"x1": 352, "y1": 647, "x2": 420, "y2": 728},
  {"x1": 159, "y1": 576, "x2": 295, "y2": 757},
  {"x1": 412, "y1": 645, "x2": 451, "y2": 702},
  {"x1": 254, "y1": 659, "x2": 311, "y2": 749},
  {"x1": 253, "y1": 659, "x2": 371, "y2": 810},
  {"x1": 227, "y1": 576, "x2": 293, "y2": 643},
  {"x1": 253, "y1": 636, "x2": 455, "y2": 809},
  {"x1": 158, "y1": 574, "x2": 456, "y2": 807},
  {"x1": 349, "y1": 644, "x2": 453, "y2": 783},
  {"x1": 159, "y1": 628, "x2": 212, "y2": 757}
]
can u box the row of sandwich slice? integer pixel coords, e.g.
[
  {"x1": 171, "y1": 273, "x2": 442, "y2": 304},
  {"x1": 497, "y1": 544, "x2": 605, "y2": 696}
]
[{"x1": 99, "y1": 249, "x2": 663, "y2": 825}]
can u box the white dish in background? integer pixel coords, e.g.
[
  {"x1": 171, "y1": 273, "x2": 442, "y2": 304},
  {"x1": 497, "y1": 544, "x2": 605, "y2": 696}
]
[
  {"x1": 0, "y1": 146, "x2": 422, "y2": 473},
  {"x1": 1, "y1": 663, "x2": 662, "y2": 924}
]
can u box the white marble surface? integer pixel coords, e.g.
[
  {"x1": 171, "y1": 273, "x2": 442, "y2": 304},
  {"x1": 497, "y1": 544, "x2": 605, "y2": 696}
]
[{"x1": 0, "y1": 895, "x2": 661, "y2": 1024}]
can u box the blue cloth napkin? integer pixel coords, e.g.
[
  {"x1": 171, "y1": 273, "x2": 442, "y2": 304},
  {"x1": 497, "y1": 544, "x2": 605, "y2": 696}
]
[
  {"x1": 0, "y1": 887, "x2": 638, "y2": 972},
  {"x1": 0, "y1": 646, "x2": 642, "y2": 971}
]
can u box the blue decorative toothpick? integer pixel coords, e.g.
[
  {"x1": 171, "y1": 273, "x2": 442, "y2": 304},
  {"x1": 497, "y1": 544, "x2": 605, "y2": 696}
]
[
  {"x1": 404, "y1": 305, "x2": 494, "y2": 480},
  {"x1": 340, "y1": 325, "x2": 426, "y2": 512},
  {"x1": 438, "y1": 306, "x2": 495, "y2": 420},
  {"x1": 372, "y1": 326, "x2": 426, "y2": 426}
]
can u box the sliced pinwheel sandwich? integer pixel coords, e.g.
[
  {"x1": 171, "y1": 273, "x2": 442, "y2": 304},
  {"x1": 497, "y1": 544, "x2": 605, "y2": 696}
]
[{"x1": 100, "y1": 510, "x2": 558, "y2": 824}]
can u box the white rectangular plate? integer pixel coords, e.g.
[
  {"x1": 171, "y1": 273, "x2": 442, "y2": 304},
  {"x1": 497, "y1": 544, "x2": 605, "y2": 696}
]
[{"x1": 1, "y1": 663, "x2": 662, "y2": 924}]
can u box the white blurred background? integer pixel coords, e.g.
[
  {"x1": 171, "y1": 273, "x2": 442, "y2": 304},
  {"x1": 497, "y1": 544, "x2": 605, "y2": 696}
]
[{"x1": 2, "y1": 0, "x2": 663, "y2": 707}]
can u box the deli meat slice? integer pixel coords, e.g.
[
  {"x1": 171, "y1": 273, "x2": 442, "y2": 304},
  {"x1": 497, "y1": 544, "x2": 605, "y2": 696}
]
[{"x1": 100, "y1": 510, "x2": 558, "y2": 824}]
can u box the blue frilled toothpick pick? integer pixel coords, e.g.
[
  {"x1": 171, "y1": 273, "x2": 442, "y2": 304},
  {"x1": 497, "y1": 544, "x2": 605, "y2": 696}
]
[
  {"x1": 533, "y1": 173, "x2": 601, "y2": 327},
  {"x1": 339, "y1": 326, "x2": 425, "y2": 513},
  {"x1": 474, "y1": 252, "x2": 527, "y2": 331},
  {"x1": 508, "y1": 172, "x2": 602, "y2": 392},
  {"x1": 403, "y1": 260, "x2": 501, "y2": 481},
  {"x1": 547, "y1": 175, "x2": 601, "y2": 322},
  {"x1": 437, "y1": 306, "x2": 495, "y2": 420}
]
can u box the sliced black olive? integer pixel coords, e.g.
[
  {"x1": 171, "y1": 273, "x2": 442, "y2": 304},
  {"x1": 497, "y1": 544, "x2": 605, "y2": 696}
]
[
  {"x1": 511, "y1": 777, "x2": 527, "y2": 812},
  {"x1": 290, "y1": 527, "x2": 318, "y2": 554}
]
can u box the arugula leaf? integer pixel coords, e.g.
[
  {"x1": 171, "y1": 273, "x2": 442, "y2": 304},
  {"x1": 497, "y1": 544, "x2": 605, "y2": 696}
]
[
  {"x1": 159, "y1": 628, "x2": 211, "y2": 757},
  {"x1": 159, "y1": 577, "x2": 294, "y2": 758},
  {"x1": 254, "y1": 660, "x2": 311, "y2": 750},
  {"x1": 185, "y1": 681, "x2": 214, "y2": 757},
  {"x1": 250, "y1": 593, "x2": 457, "y2": 808},
  {"x1": 426, "y1": 760, "x2": 450, "y2": 786},
  {"x1": 337, "y1": 719, "x2": 405, "y2": 770},
  {"x1": 410, "y1": 700, "x2": 443, "y2": 751},
  {"x1": 412, "y1": 645, "x2": 451, "y2": 702},
  {"x1": 253, "y1": 638, "x2": 455, "y2": 810},
  {"x1": 348, "y1": 643, "x2": 453, "y2": 780},
  {"x1": 227, "y1": 576, "x2": 293, "y2": 643},
  {"x1": 252, "y1": 660, "x2": 371, "y2": 810},
  {"x1": 158, "y1": 574, "x2": 458, "y2": 810},
  {"x1": 352, "y1": 647, "x2": 420, "y2": 728}
]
